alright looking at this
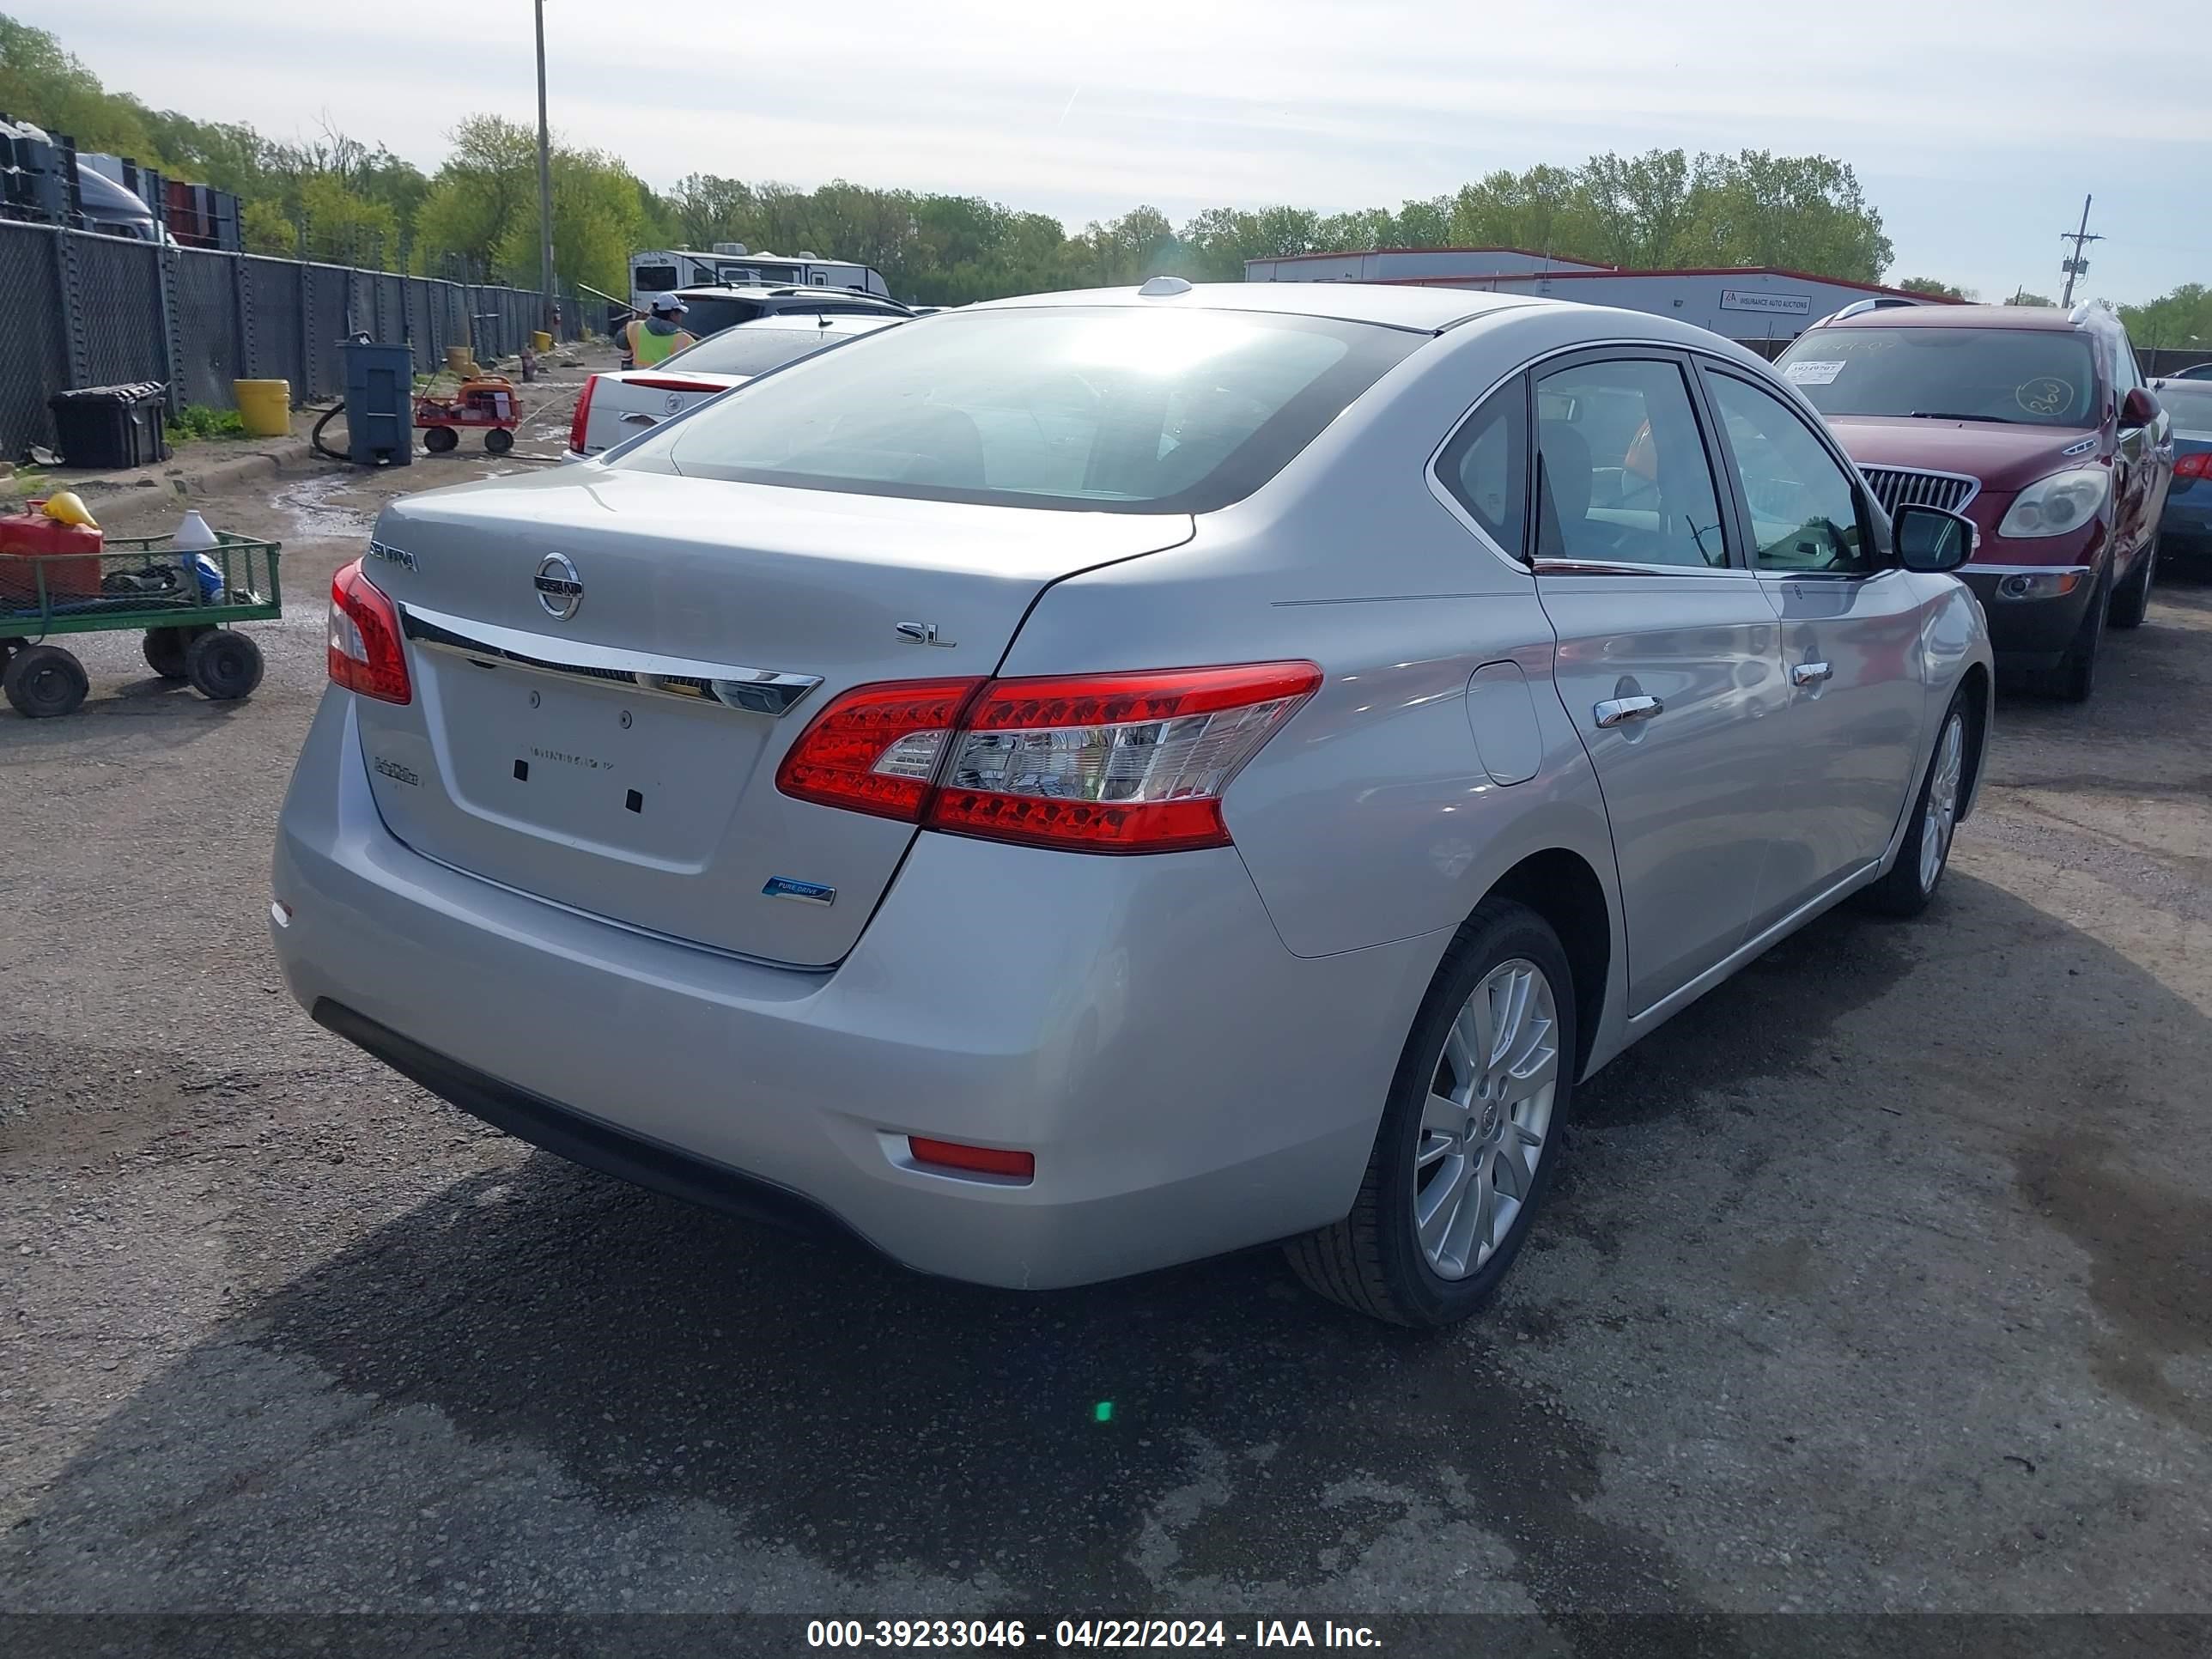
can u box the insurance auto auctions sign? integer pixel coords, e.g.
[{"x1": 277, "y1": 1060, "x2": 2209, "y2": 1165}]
[{"x1": 1719, "y1": 289, "x2": 1813, "y2": 315}]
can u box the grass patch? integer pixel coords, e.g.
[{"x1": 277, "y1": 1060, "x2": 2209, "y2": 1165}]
[{"x1": 165, "y1": 404, "x2": 249, "y2": 443}]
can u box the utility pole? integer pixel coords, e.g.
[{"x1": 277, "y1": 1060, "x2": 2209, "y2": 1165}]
[
  {"x1": 534, "y1": 0, "x2": 556, "y2": 335},
  {"x1": 2058, "y1": 195, "x2": 2101, "y2": 308}
]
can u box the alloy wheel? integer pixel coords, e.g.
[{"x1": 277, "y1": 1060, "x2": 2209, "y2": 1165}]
[
  {"x1": 1413, "y1": 958, "x2": 1560, "y2": 1279},
  {"x1": 1919, "y1": 713, "x2": 1964, "y2": 892}
]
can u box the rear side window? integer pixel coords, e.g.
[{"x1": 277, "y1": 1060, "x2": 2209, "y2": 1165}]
[
  {"x1": 678, "y1": 296, "x2": 765, "y2": 336},
  {"x1": 618, "y1": 307, "x2": 1422, "y2": 513},
  {"x1": 1535, "y1": 358, "x2": 1729, "y2": 568},
  {"x1": 633, "y1": 264, "x2": 678, "y2": 293},
  {"x1": 1436, "y1": 377, "x2": 1528, "y2": 556}
]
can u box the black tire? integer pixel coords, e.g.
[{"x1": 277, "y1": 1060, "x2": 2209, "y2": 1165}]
[
  {"x1": 483, "y1": 427, "x2": 514, "y2": 455},
  {"x1": 142, "y1": 624, "x2": 210, "y2": 681},
  {"x1": 2108, "y1": 546, "x2": 2154, "y2": 629},
  {"x1": 3, "y1": 643, "x2": 89, "y2": 719},
  {"x1": 1286, "y1": 898, "x2": 1578, "y2": 1328},
  {"x1": 1856, "y1": 692, "x2": 1972, "y2": 919},
  {"x1": 185, "y1": 629, "x2": 264, "y2": 702},
  {"x1": 2048, "y1": 576, "x2": 2110, "y2": 703},
  {"x1": 422, "y1": 425, "x2": 459, "y2": 454}
]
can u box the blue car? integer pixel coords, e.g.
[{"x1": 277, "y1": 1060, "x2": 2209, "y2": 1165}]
[{"x1": 2154, "y1": 378, "x2": 2212, "y2": 561}]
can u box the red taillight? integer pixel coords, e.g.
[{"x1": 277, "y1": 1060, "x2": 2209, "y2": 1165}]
[
  {"x1": 908, "y1": 1137, "x2": 1035, "y2": 1181},
  {"x1": 623, "y1": 376, "x2": 721, "y2": 394},
  {"x1": 776, "y1": 662, "x2": 1320, "y2": 854},
  {"x1": 568, "y1": 374, "x2": 599, "y2": 455},
  {"x1": 774, "y1": 678, "x2": 982, "y2": 819},
  {"x1": 328, "y1": 559, "x2": 411, "y2": 704},
  {"x1": 2176, "y1": 451, "x2": 2212, "y2": 481}
]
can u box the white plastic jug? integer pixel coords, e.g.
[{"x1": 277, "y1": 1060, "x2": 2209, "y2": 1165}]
[{"x1": 172, "y1": 511, "x2": 218, "y2": 552}]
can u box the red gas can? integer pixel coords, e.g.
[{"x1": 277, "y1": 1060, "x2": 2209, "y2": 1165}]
[{"x1": 0, "y1": 507, "x2": 105, "y2": 605}]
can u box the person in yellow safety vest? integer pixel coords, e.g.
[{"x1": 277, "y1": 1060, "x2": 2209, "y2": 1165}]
[{"x1": 624, "y1": 295, "x2": 697, "y2": 368}]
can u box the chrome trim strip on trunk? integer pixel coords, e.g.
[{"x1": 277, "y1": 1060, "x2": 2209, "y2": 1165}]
[{"x1": 398, "y1": 602, "x2": 823, "y2": 716}]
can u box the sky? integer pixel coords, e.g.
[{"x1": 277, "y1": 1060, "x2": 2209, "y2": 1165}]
[{"x1": 22, "y1": 0, "x2": 2212, "y2": 306}]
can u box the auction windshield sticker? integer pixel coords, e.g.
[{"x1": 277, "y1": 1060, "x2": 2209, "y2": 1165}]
[{"x1": 1783, "y1": 361, "x2": 1847, "y2": 386}]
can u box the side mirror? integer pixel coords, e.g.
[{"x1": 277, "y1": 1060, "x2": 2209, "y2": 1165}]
[
  {"x1": 2121, "y1": 386, "x2": 2160, "y2": 429},
  {"x1": 1894, "y1": 504, "x2": 1976, "y2": 574}
]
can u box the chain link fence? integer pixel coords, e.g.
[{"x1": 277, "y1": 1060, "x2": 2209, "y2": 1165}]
[{"x1": 1, "y1": 220, "x2": 588, "y2": 461}]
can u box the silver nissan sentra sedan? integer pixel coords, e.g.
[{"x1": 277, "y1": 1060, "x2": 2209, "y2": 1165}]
[{"x1": 273, "y1": 279, "x2": 1991, "y2": 1327}]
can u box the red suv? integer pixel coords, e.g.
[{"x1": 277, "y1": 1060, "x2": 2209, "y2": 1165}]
[{"x1": 1775, "y1": 303, "x2": 2173, "y2": 702}]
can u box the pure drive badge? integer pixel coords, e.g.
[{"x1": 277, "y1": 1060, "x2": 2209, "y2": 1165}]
[{"x1": 762, "y1": 877, "x2": 836, "y2": 906}]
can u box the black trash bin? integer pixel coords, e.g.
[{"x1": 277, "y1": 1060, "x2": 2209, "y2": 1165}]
[{"x1": 47, "y1": 383, "x2": 170, "y2": 469}]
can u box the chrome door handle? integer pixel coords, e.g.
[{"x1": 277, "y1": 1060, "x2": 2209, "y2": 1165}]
[
  {"x1": 1593, "y1": 695, "x2": 1663, "y2": 728},
  {"x1": 1792, "y1": 661, "x2": 1832, "y2": 688}
]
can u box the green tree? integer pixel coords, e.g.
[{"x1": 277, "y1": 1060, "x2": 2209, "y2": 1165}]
[
  {"x1": 295, "y1": 172, "x2": 398, "y2": 266},
  {"x1": 2007, "y1": 290, "x2": 2057, "y2": 307},
  {"x1": 2119, "y1": 283, "x2": 2212, "y2": 351},
  {"x1": 493, "y1": 146, "x2": 646, "y2": 296},
  {"x1": 667, "y1": 173, "x2": 756, "y2": 248},
  {"x1": 1682, "y1": 151, "x2": 1892, "y2": 282},
  {"x1": 1449, "y1": 163, "x2": 1598, "y2": 260},
  {"x1": 411, "y1": 114, "x2": 538, "y2": 277},
  {"x1": 1177, "y1": 206, "x2": 1322, "y2": 281},
  {"x1": 240, "y1": 198, "x2": 296, "y2": 255},
  {"x1": 1899, "y1": 276, "x2": 1972, "y2": 301},
  {"x1": 0, "y1": 15, "x2": 161, "y2": 158}
]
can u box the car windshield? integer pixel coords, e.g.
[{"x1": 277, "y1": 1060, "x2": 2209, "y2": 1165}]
[
  {"x1": 1775, "y1": 326, "x2": 2100, "y2": 428},
  {"x1": 2157, "y1": 380, "x2": 2212, "y2": 435},
  {"x1": 663, "y1": 321, "x2": 889, "y2": 377},
  {"x1": 616, "y1": 306, "x2": 1421, "y2": 512}
]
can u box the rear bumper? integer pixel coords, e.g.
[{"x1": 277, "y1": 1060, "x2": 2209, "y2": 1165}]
[
  {"x1": 270, "y1": 692, "x2": 1436, "y2": 1289},
  {"x1": 315, "y1": 1000, "x2": 866, "y2": 1247},
  {"x1": 1959, "y1": 565, "x2": 2096, "y2": 671}
]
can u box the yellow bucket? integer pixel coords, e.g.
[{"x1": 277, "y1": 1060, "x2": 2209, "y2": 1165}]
[
  {"x1": 233, "y1": 380, "x2": 291, "y2": 438},
  {"x1": 531, "y1": 330, "x2": 553, "y2": 353},
  {"x1": 445, "y1": 346, "x2": 475, "y2": 376}
]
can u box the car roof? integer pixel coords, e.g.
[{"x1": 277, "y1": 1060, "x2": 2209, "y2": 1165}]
[
  {"x1": 1815, "y1": 303, "x2": 2094, "y2": 332},
  {"x1": 966, "y1": 280, "x2": 1534, "y2": 334},
  {"x1": 674, "y1": 284, "x2": 900, "y2": 304}
]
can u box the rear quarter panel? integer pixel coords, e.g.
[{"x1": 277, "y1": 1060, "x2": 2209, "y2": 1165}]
[{"x1": 998, "y1": 307, "x2": 1632, "y2": 1054}]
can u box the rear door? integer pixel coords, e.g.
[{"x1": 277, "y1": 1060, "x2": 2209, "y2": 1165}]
[
  {"x1": 1529, "y1": 349, "x2": 1792, "y2": 1013},
  {"x1": 1698, "y1": 362, "x2": 1929, "y2": 924}
]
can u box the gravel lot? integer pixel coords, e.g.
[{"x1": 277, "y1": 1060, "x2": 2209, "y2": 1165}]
[{"x1": 3, "y1": 376, "x2": 2208, "y2": 1638}]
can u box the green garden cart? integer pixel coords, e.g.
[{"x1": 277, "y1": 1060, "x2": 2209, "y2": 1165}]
[{"x1": 0, "y1": 530, "x2": 283, "y2": 719}]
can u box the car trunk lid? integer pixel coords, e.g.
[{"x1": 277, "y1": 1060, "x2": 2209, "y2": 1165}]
[
  {"x1": 351, "y1": 466, "x2": 1192, "y2": 964},
  {"x1": 579, "y1": 370, "x2": 747, "y2": 458}
]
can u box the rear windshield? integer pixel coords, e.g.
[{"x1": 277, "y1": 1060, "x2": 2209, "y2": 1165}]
[
  {"x1": 665, "y1": 321, "x2": 890, "y2": 377},
  {"x1": 676, "y1": 295, "x2": 765, "y2": 336},
  {"x1": 615, "y1": 306, "x2": 1423, "y2": 512},
  {"x1": 1775, "y1": 326, "x2": 2100, "y2": 428},
  {"x1": 2157, "y1": 379, "x2": 2212, "y2": 434}
]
